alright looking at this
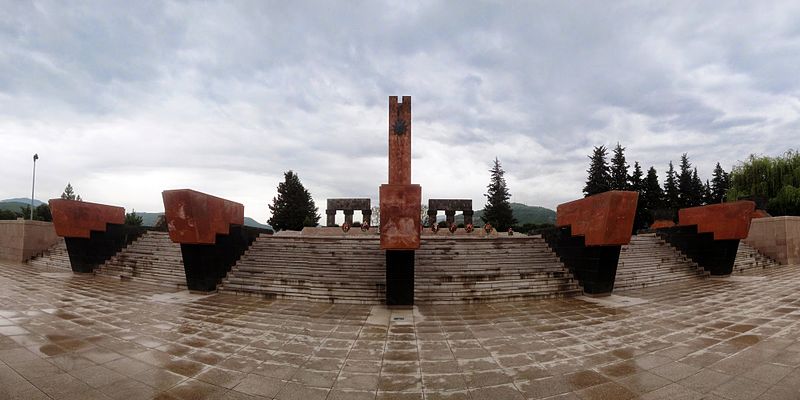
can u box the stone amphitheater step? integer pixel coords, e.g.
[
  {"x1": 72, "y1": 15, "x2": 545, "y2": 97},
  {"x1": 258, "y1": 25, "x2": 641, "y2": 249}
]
[
  {"x1": 416, "y1": 236, "x2": 582, "y2": 304},
  {"x1": 733, "y1": 241, "x2": 781, "y2": 274},
  {"x1": 95, "y1": 231, "x2": 187, "y2": 289},
  {"x1": 615, "y1": 233, "x2": 707, "y2": 291},
  {"x1": 219, "y1": 234, "x2": 583, "y2": 305},
  {"x1": 27, "y1": 238, "x2": 71, "y2": 270}
]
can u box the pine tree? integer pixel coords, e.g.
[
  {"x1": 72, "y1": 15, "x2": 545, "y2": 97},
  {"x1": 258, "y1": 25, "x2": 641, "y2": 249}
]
[
  {"x1": 664, "y1": 161, "x2": 679, "y2": 210},
  {"x1": 703, "y1": 180, "x2": 713, "y2": 205},
  {"x1": 61, "y1": 183, "x2": 78, "y2": 200},
  {"x1": 690, "y1": 168, "x2": 705, "y2": 207},
  {"x1": 481, "y1": 158, "x2": 517, "y2": 231},
  {"x1": 267, "y1": 171, "x2": 320, "y2": 231},
  {"x1": 583, "y1": 146, "x2": 611, "y2": 196},
  {"x1": 629, "y1": 161, "x2": 647, "y2": 231},
  {"x1": 710, "y1": 162, "x2": 729, "y2": 203},
  {"x1": 610, "y1": 143, "x2": 629, "y2": 190},
  {"x1": 643, "y1": 167, "x2": 664, "y2": 211},
  {"x1": 125, "y1": 210, "x2": 143, "y2": 226},
  {"x1": 677, "y1": 153, "x2": 693, "y2": 208}
]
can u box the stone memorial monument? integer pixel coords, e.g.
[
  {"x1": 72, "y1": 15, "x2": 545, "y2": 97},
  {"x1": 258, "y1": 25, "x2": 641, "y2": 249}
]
[{"x1": 380, "y1": 96, "x2": 421, "y2": 306}]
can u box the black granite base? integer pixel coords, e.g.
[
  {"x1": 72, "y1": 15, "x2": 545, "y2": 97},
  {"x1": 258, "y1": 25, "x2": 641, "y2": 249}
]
[
  {"x1": 386, "y1": 250, "x2": 415, "y2": 306},
  {"x1": 656, "y1": 226, "x2": 740, "y2": 276},
  {"x1": 64, "y1": 225, "x2": 147, "y2": 273},
  {"x1": 541, "y1": 226, "x2": 621, "y2": 295},
  {"x1": 180, "y1": 225, "x2": 266, "y2": 292}
]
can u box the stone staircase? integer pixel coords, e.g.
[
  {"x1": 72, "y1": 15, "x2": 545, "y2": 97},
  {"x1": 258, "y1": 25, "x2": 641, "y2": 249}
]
[
  {"x1": 733, "y1": 241, "x2": 781, "y2": 274},
  {"x1": 27, "y1": 238, "x2": 71, "y2": 269},
  {"x1": 94, "y1": 231, "x2": 186, "y2": 289},
  {"x1": 615, "y1": 233, "x2": 707, "y2": 291},
  {"x1": 219, "y1": 235, "x2": 386, "y2": 304},
  {"x1": 219, "y1": 234, "x2": 582, "y2": 304},
  {"x1": 415, "y1": 235, "x2": 582, "y2": 304}
]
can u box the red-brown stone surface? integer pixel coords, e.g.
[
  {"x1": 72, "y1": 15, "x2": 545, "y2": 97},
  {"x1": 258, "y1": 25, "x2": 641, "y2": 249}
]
[
  {"x1": 388, "y1": 96, "x2": 412, "y2": 185},
  {"x1": 556, "y1": 191, "x2": 638, "y2": 246},
  {"x1": 49, "y1": 199, "x2": 125, "y2": 239},
  {"x1": 650, "y1": 219, "x2": 676, "y2": 229},
  {"x1": 162, "y1": 189, "x2": 244, "y2": 245},
  {"x1": 752, "y1": 209, "x2": 771, "y2": 219},
  {"x1": 678, "y1": 201, "x2": 756, "y2": 240},
  {"x1": 380, "y1": 184, "x2": 421, "y2": 250}
]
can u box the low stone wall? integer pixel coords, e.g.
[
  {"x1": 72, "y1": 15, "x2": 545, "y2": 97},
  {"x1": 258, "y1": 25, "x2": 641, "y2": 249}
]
[
  {"x1": 0, "y1": 219, "x2": 59, "y2": 262},
  {"x1": 744, "y1": 216, "x2": 800, "y2": 265}
]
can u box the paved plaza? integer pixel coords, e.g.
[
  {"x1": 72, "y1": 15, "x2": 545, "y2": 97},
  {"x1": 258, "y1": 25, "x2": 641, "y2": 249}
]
[{"x1": 2, "y1": 262, "x2": 800, "y2": 399}]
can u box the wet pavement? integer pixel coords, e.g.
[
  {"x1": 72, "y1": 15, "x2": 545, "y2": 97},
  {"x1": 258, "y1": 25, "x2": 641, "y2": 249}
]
[{"x1": 2, "y1": 261, "x2": 800, "y2": 399}]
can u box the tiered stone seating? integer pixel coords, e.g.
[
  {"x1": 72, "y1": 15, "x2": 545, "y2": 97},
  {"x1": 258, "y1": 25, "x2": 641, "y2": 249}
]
[
  {"x1": 615, "y1": 233, "x2": 707, "y2": 291},
  {"x1": 219, "y1": 234, "x2": 582, "y2": 304},
  {"x1": 415, "y1": 235, "x2": 582, "y2": 304},
  {"x1": 733, "y1": 241, "x2": 780, "y2": 274},
  {"x1": 27, "y1": 238, "x2": 70, "y2": 269},
  {"x1": 219, "y1": 235, "x2": 386, "y2": 304},
  {"x1": 95, "y1": 231, "x2": 186, "y2": 289}
]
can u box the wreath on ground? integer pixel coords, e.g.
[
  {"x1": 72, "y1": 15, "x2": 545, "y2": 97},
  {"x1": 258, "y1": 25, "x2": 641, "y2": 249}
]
[
  {"x1": 361, "y1": 222, "x2": 370, "y2": 232},
  {"x1": 431, "y1": 224, "x2": 439, "y2": 233},
  {"x1": 465, "y1": 223, "x2": 474, "y2": 233},
  {"x1": 483, "y1": 223, "x2": 493, "y2": 233},
  {"x1": 341, "y1": 222, "x2": 351, "y2": 232},
  {"x1": 508, "y1": 228, "x2": 514, "y2": 236},
  {"x1": 449, "y1": 223, "x2": 457, "y2": 233}
]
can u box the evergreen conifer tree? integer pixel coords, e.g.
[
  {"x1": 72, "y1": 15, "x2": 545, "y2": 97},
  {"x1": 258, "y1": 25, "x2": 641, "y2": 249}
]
[
  {"x1": 678, "y1": 153, "x2": 694, "y2": 208},
  {"x1": 710, "y1": 162, "x2": 729, "y2": 203},
  {"x1": 481, "y1": 158, "x2": 517, "y2": 231},
  {"x1": 703, "y1": 180, "x2": 713, "y2": 205},
  {"x1": 643, "y1": 167, "x2": 664, "y2": 211},
  {"x1": 610, "y1": 143, "x2": 630, "y2": 190},
  {"x1": 690, "y1": 168, "x2": 705, "y2": 206},
  {"x1": 629, "y1": 161, "x2": 647, "y2": 231},
  {"x1": 583, "y1": 146, "x2": 611, "y2": 196},
  {"x1": 268, "y1": 171, "x2": 320, "y2": 231},
  {"x1": 61, "y1": 183, "x2": 78, "y2": 200},
  {"x1": 664, "y1": 161, "x2": 679, "y2": 210}
]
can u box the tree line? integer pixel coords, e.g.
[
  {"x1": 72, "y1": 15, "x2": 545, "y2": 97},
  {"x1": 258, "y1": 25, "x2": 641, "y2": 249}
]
[
  {"x1": 584, "y1": 144, "x2": 730, "y2": 230},
  {"x1": 727, "y1": 150, "x2": 800, "y2": 216}
]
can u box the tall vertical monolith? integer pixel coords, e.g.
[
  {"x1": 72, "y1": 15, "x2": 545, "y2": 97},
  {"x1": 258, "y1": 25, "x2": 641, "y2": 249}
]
[{"x1": 380, "y1": 96, "x2": 421, "y2": 306}]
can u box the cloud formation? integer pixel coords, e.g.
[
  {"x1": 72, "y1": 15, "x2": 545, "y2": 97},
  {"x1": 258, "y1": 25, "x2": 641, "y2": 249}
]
[{"x1": 1, "y1": 1, "x2": 799, "y2": 223}]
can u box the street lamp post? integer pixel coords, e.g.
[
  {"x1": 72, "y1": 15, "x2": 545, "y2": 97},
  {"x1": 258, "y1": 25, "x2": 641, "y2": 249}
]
[{"x1": 30, "y1": 154, "x2": 38, "y2": 220}]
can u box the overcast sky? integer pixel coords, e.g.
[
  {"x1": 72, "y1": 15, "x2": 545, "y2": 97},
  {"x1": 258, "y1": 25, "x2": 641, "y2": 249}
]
[{"x1": 1, "y1": 1, "x2": 799, "y2": 223}]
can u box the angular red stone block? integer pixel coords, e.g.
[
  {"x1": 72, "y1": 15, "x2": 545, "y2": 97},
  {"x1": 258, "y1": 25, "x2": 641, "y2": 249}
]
[
  {"x1": 380, "y1": 184, "x2": 421, "y2": 250},
  {"x1": 650, "y1": 219, "x2": 676, "y2": 229},
  {"x1": 49, "y1": 199, "x2": 125, "y2": 239},
  {"x1": 388, "y1": 96, "x2": 412, "y2": 185},
  {"x1": 556, "y1": 191, "x2": 639, "y2": 246},
  {"x1": 678, "y1": 201, "x2": 756, "y2": 240},
  {"x1": 162, "y1": 189, "x2": 244, "y2": 245}
]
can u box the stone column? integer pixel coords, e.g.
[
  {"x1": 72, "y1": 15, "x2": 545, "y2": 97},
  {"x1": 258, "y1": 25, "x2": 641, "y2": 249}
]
[
  {"x1": 326, "y1": 209, "x2": 337, "y2": 227},
  {"x1": 463, "y1": 210, "x2": 474, "y2": 226},
  {"x1": 362, "y1": 209, "x2": 372, "y2": 225},
  {"x1": 343, "y1": 209, "x2": 354, "y2": 226},
  {"x1": 445, "y1": 210, "x2": 456, "y2": 226},
  {"x1": 427, "y1": 210, "x2": 437, "y2": 227}
]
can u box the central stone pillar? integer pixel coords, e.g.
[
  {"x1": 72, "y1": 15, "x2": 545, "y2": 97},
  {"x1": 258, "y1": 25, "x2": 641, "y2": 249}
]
[
  {"x1": 326, "y1": 209, "x2": 336, "y2": 227},
  {"x1": 463, "y1": 210, "x2": 474, "y2": 226},
  {"x1": 380, "y1": 96, "x2": 421, "y2": 306},
  {"x1": 343, "y1": 209, "x2": 355, "y2": 226},
  {"x1": 445, "y1": 210, "x2": 456, "y2": 226}
]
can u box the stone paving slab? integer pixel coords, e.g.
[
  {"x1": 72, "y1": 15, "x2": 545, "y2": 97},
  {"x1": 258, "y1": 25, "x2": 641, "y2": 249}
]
[{"x1": 1, "y1": 260, "x2": 800, "y2": 399}]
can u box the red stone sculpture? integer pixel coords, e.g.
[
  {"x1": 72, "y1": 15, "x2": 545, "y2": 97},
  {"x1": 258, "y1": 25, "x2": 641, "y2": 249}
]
[
  {"x1": 162, "y1": 189, "x2": 244, "y2": 245},
  {"x1": 49, "y1": 199, "x2": 125, "y2": 238},
  {"x1": 556, "y1": 191, "x2": 639, "y2": 246},
  {"x1": 678, "y1": 201, "x2": 756, "y2": 240}
]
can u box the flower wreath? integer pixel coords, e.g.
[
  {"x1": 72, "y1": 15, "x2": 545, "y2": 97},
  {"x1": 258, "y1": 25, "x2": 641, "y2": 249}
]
[
  {"x1": 508, "y1": 227, "x2": 514, "y2": 236},
  {"x1": 361, "y1": 222, "x2": 370, "y2": 232},
  {"x1": 465, "y1": 223, "x2": 474, "y2": 233},
  {"x1": 449, "y1": 223, "x2": 457, "y2": 233},
  {"x1": 341, "y1": 222, "x2": 351, "y2": 232},
  {"x1": 431, "y1": 223, "x2": 439, "y2": 233},
  {"x1": 483, "y1": 223, "x2": 493, "y2": 233}
]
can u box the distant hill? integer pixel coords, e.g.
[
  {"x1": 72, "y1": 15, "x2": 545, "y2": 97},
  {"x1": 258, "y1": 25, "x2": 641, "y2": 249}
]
[
  {"x1": 441, "y1": 203, "x2": 556, "y2": 226},
  {"x1": 1, "y1": 198, "x2": 45, "y2": 207},
  {"x1": 133, "y1": 212, "x2": 273, "y2": 231},
  {"x1": 0, "y1": 201, "x2": 33, "y2": 213}
]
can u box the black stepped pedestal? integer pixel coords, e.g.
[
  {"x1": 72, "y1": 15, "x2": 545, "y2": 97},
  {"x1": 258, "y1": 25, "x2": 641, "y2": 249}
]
[
  {"x1": 386, "y1": 250, "x2": 415, "y2": 306},
  {"x1": 180, "y1": 225, "x2": 265, "y2": 292},
  {"x1": 64, "y1": 225, "x2": 146, "y2": 273},
  {"x1": 541, "y1": 226, "x2": 621, "y2": 295},
  {"x1": 656, "y1": 226, "x2": 740, "y2": 276}
]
